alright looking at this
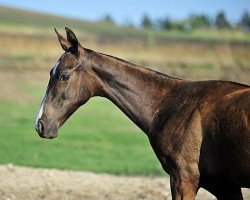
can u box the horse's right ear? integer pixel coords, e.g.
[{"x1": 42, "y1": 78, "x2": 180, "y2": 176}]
[{"x1": 54, "y1": 28, "x2": 71, "y2": 51}]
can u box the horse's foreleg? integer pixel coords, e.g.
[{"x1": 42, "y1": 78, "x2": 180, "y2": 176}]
[{"x1": 170, "y1": 171, "x2": 199, "y2": 200}]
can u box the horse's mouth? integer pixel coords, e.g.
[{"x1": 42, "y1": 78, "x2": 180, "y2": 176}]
[
  {"x1": 38, "y1": 132, "x2": 58, "y2": 139},
  {"x1": 35, "y1": 117, "x2": 59, "y2": 139},
  {"x1": 36, "y1": 122, "x2": 58, "y2": 139}
]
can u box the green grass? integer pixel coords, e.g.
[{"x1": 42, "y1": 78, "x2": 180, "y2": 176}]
[{"x1": 0, "y1": 86, "x2": 163, "y2": 175}]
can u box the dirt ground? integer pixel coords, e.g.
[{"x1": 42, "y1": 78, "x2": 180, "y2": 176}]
[{"x1": 0, "y1": 164, "x2": 249, "y2": 200}]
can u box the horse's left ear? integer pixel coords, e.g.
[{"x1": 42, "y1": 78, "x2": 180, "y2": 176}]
[{"x1": 65, "y1": 27, "x2": 80, "y2": 54}]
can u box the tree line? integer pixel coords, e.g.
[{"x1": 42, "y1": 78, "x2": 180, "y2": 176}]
[
  {"x1": 102, "y1": 11, "x2": 250, "y2": 32},
  {"x1": 141, "y1": 11, "x2": 250, "y2": 31}
]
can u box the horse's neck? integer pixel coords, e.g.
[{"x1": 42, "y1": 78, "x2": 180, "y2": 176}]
[{"x1": 91, "y1": 51, "x2": 180, "y2": 134}]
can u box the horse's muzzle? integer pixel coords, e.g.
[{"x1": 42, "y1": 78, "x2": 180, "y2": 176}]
[{"x1": 35, "y1": 120, "x2": 58, "y2": 139}]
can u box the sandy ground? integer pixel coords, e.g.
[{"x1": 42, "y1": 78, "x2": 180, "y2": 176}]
[{"x1": 0, "y1": 164, "x2": 249, "y2": 200}]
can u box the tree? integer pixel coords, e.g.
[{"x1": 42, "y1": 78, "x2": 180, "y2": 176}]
[
  {"x1": 141, "y1": 14, "x2": 153, "y2": 29},
  {"x1": 189, "y1": 14, "x2": 211, "y2": 29},
  {"x1": 215, "y1": 11, "x2": 231, "y2": 29},
  {"x1": 171, "y1": 21, "x2": 185, "y2": 31},
  {"x1": 158, "y1": 17, "x2": 172, "y2": 30},
  {"x1": 239, "y1": 11, "x2": 250, "y2": 31},
  {"x1": 103, "y1": 14, "x2": 115, "y2": 24}
]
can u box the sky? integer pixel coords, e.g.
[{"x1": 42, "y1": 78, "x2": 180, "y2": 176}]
[{"x1": 0, "y1": 0, "x2": 249, "y2": 25}]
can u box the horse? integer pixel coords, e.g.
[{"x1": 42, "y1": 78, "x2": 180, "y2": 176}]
[{"x1": 35, "y1": 28, "x2": 250, "y2": 200}]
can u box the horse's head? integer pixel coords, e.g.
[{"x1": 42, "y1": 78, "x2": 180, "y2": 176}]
[{"x1": 35, "y1": 28, "x2": 99, "y2": 139}]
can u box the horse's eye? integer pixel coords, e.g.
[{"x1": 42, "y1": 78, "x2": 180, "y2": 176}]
[{"x1": 60, "y1": 75, "x2": 70, "y2": 81}]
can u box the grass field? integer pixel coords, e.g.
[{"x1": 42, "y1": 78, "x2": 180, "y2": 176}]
[
  {"x1": 0, "y1": 6, "x2": 249, "y2": 176},
  {"x1": 0, "y1": 69, "x2": 163, "y2": 175},
  {"x1": 0, "y1": 96, "x2": 162, "y2": 175}
]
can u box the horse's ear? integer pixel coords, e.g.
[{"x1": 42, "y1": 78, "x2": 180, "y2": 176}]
[
  {"x1": 54, "y1": 28, "x2": 70, "y2": 51},
  {"x1": 65, "y1": 27, "x2": 80, "y2": 54}
]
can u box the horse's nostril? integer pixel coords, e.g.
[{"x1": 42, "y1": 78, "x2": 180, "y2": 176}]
[{"x1": 38, "y1": 121, "x2": 44, "y2": 133}]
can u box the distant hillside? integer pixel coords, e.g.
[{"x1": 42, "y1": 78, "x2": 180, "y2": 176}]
[
  {"x1": 0, "y1": 5, "x2": 153, "y2": 43},
  {"x1": 1, "y1": 5, "x2": 250, "y2": 45},
  {"x1": 0, "y1": 6, "x2": 97, "y2": 28}
]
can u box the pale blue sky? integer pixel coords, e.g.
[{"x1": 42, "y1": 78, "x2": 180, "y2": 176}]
[{"x1": 0, "y1": 0, "x2": 249, "y2": 25}]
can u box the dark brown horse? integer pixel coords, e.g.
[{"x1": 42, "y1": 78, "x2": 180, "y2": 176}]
[{"x1": 35, "y1": 28, "x2": 250, "y2": 200}]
